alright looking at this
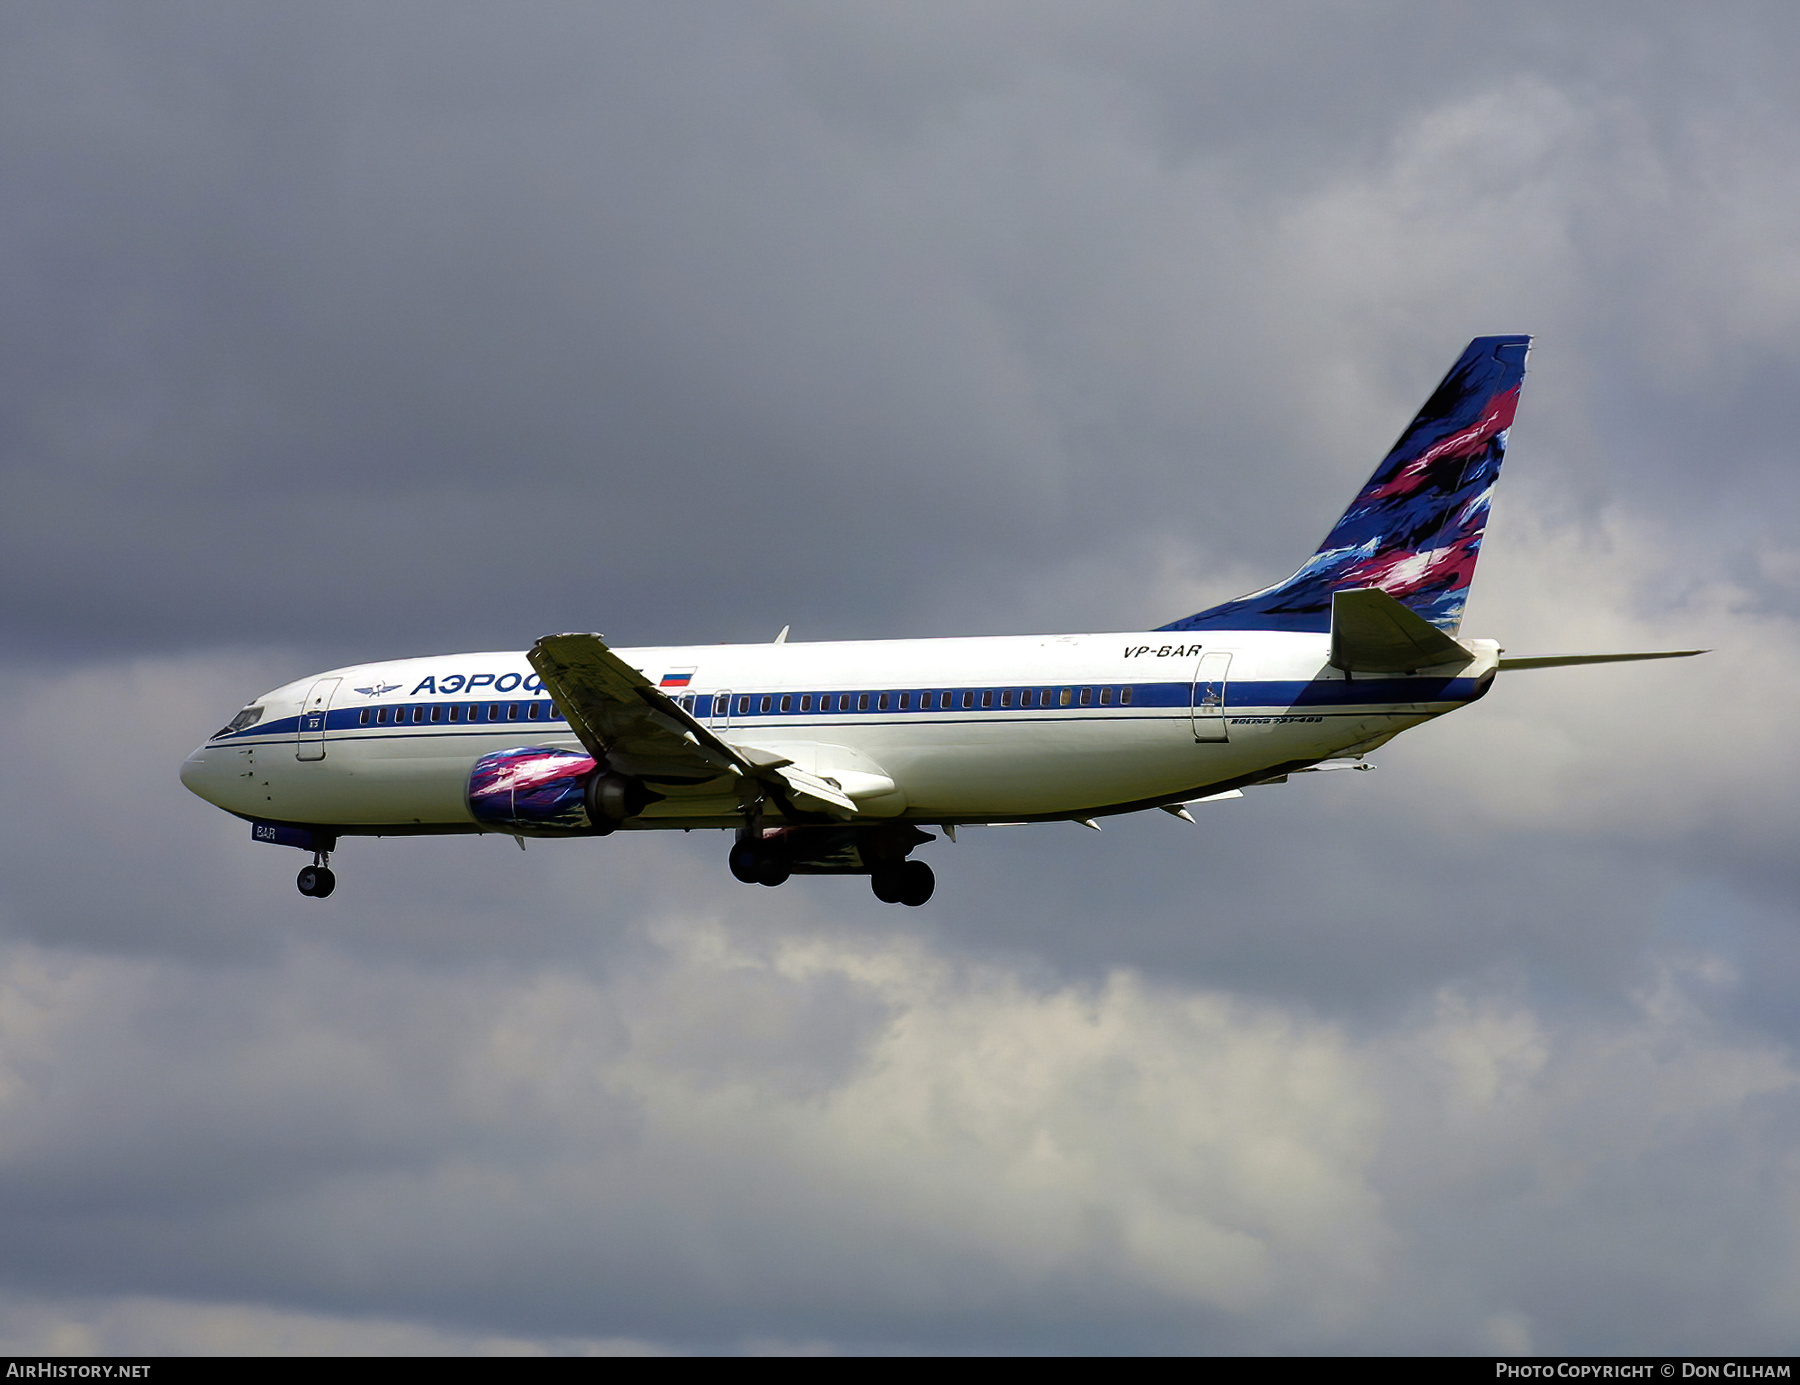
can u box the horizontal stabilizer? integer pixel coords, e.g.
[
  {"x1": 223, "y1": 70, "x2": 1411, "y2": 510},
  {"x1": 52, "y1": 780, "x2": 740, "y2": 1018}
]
[
  {"x1": 1498, "y1": 650, "x2": 1706, "y2": 671},
  {"x1": 1330, "y1": 588, "x2": 1472, "y2": 673}
]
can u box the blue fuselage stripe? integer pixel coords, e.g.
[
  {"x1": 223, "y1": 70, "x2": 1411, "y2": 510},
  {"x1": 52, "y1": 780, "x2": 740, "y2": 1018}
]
[{"x1": 211, "y1": 677, "x2": 1481, "y2": 747}]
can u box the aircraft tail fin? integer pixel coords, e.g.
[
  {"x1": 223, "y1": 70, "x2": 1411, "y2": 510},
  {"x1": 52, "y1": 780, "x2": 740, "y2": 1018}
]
[{"x1": 1161, "y1": 334, "x2": 1531, "y2": 636}]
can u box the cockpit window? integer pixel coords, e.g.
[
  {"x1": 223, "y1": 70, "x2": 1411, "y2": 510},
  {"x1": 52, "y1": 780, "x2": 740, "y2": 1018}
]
[{"x1": 214, "y1": 706, "x2": 264, "y2": 738}]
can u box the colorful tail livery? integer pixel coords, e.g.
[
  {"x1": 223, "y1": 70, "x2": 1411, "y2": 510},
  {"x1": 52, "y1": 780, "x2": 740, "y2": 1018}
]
[{"x1": 1161, "y1": 335, "x2": 1530, "y2": 636}]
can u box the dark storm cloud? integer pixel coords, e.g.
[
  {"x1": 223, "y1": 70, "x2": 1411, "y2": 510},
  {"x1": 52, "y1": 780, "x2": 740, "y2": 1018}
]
[
  {"x1": 3, "y1": 0, "x2": 1800, "y2": 1356},
  {"x1": 10, "y1": 1, "x2": 1800, "y2": 662}
]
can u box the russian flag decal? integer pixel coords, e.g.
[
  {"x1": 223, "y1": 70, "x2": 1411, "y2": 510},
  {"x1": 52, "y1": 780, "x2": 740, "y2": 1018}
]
[{"x1": 659, "y1": 669, "x2": 695, "y2": 688}]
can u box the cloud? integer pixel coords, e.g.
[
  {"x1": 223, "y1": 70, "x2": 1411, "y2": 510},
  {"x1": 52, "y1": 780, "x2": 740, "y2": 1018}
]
[{"x1": 0, "y1": 913, "x2": 1793, "y2": 1353}]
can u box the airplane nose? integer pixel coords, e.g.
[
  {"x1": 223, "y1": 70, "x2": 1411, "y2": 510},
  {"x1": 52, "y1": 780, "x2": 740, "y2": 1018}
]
[{"x1": 180, "y1": 749, "x2": 220, "y2": 805}]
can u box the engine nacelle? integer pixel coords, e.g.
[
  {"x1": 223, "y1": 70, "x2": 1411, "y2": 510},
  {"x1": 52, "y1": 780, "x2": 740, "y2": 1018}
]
[{"x1": 467, "y1": 746, "x2": 598, "y2": 835}]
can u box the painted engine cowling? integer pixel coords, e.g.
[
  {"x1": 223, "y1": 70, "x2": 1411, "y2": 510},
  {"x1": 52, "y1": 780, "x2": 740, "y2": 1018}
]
[{"x1": 468, "y1": 746, "x2": 599, "y2": 835}]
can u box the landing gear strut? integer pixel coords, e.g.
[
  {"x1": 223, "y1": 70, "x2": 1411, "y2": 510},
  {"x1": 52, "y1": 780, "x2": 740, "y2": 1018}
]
[{"x1": 296, "y1": 848, "x2": 336, "y2": 898}]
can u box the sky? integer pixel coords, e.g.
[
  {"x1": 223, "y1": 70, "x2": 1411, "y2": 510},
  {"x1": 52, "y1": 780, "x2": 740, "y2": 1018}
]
[{"x1": 3, "y1": 0, "x2": 1799, "y2": 1356}]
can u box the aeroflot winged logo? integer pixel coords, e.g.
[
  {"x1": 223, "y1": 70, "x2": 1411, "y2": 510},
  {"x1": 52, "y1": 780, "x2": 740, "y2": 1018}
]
[{"x1": 354, "y1": 682, "x2": 402, "y2": 697}]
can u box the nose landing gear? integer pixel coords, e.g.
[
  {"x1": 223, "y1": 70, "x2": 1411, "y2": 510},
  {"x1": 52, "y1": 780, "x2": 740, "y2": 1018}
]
[{"x1": 296, "y1": 849, "x2": 336, "y2": 898}]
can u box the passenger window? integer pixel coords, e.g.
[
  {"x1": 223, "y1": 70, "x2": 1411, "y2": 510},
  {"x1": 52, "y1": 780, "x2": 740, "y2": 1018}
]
[
  {"x1": 1000, "y1": 690, "x2": 1012, "y2": 708},
  {"x1": 878, "y1": 693, "x2": 889, "y2": 711},
  {"x1": 680, "y1": 696, "x2": 693, "y2": 713},
  {"x1": 430, "y1": 705, "x2": 443, "y2": 723},
  {"x1": 375, "y1": 707, "x2": 388, "y2": 725},
  {"x1": 837, "y1": 694, "x2": 849, "y2": 711},
  {"x1": 1121, "y1": 686, "x2": 1134, "y2": 705},
  {"x1": 800, "y1": 694, "x2": 812, "y2": 712},
  {"x1": 1020, "y1": 689, "x2": 1033, "y2": 708},
  {"x1": 448, "y1": 705, "x2": 461, "y2": 722},
  {"x1": 359, "y1": 709, "x2": 370, "y2": 725},
  {"x1": 1079, "y1": 688, "x2": 1092, "y2": 706},
  {"x1": 527, "y1": 702, "x2": 540, "y2": 720},
  {"x1": 1099, "y1": 687, "x2": 1112, "y2": 705},
  {"x1": 780, "y1": 695, "x2": 792, "y2": 713},
  {"x1": 898, "y1": 692, "x2": 910, "y2": 710},
  {"x1": 960, "y1": 691, "x2": 973, "y2": 709},
  {"x1": 737, "y1": 696, "x2": 750, "y2": 715},
  {"x1": 1059, "y1": 689, "x2": 1072, "y2": 707},
  {"x1": 981, "y1": 690, "x2": 993, "y2": 709},
  {"x1": 507, "y1": 704, "x2": 519, "y2": 721},
  {"x1": 488, "y1": 704, "x2": 500, "y2": 720},
  {"x1": 760, "y1": 696, "x2": 772, "y2": 714},
  {"x1": 858, "y1": 693, "x2": 869, "y2": 712}
]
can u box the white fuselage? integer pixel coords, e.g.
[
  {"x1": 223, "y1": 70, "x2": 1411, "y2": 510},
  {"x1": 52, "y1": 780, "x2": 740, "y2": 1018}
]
[{"x1": 180, "y1": 630, "x2": 1498, "y2": 834}]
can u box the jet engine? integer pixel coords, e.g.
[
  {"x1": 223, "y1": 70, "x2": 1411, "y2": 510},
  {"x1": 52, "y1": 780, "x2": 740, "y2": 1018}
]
[{"x1": 583, "y1": 769, "x2": 657, "y2": 835}]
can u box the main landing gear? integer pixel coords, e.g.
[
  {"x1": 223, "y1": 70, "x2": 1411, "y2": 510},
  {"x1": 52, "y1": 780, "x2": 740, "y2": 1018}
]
[
  {"x1": 296, "y1": 849, "x2": 336, "y2": 898},
  {"x1": 870, "y1": 860, "x2": 935, "y2": 907},
  {"x1": 726, "y1": 825, "x2": 937, "y2": 906},
  {"x1": 729, "y1": 839, "x2": 790, "y2": 888}
]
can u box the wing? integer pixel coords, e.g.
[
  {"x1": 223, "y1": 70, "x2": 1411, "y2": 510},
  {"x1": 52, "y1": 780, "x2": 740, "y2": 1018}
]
[{"x1": 526, "y1": 632, "x2": 858, "y2": 818}]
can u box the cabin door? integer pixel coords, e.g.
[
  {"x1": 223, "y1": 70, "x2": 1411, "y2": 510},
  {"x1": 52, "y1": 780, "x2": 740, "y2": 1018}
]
[
  {"x1": 1190, "y1": 652, "x2": 1231, "y2": 743},
  {"x1": 296, "y1": 677, "x2": 342, "y2": 761}
]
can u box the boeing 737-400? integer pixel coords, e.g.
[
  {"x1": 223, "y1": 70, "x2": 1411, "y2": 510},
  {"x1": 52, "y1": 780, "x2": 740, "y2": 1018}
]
[{"x1": 180, "y1": 335, "x2": 1699, "y2": 904}]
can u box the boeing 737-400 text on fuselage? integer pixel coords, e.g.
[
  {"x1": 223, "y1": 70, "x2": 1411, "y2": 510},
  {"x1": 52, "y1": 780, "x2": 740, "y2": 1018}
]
[{"x1": 181, "y1": 336, "x2": 1700, "y2": 904}]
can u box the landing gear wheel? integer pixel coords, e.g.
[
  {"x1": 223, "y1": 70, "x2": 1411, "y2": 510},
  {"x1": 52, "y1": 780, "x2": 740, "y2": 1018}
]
[
  {"x1": 296, "y1": 865, "x2": 336, "y2": 898},
  {"x1": 728, "y1": 842, "x2": 761, "y2": 884},
  {"x1": 756, "y1": 856, "x2": 790, "y2": 887},
  {"x1": 870, "y1": 865, "x2": 904, "y2": 904},
  {"x1": 897, "y1": 860, "x2": 934, "y2": 907}
]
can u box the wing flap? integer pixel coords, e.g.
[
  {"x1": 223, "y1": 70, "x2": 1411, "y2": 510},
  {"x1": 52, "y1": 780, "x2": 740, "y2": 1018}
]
[{"x1": 769, "y1": 764, "x2": 858, "y2": 818}]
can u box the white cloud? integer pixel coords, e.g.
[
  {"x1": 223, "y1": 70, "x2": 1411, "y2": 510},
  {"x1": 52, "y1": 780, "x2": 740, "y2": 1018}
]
[{"x1": 0, "y1": 902, "x2": 1793, "y2": 1352}]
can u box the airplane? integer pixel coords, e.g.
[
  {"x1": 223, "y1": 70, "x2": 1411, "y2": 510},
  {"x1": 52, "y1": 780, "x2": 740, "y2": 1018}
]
[{"x1": 180, "y1": 335, "x2": 1701, "y2": 905}]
